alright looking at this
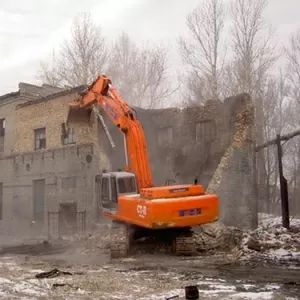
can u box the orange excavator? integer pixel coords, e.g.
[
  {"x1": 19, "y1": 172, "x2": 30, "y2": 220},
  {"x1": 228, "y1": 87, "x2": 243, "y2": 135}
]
[{"x1": 66, "y1": 75, "x2": 219, "y2": 257}]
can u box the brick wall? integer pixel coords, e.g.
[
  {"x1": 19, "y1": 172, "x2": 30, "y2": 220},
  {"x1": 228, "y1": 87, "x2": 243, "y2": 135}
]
[
  {"x1": 14, "y1": 92, "x2": 89, "y2": 152},
  {"x1": 14, "y1": 87, "x2": 110, "y2": 168},
  {"x1": 0, "y1": 82, "x2": 63, "y2": 156}
]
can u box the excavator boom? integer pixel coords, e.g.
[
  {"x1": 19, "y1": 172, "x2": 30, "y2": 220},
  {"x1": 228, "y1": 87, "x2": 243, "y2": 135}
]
[{"x1": 67, "y1": 75, "x2": 153, "y2": 190}]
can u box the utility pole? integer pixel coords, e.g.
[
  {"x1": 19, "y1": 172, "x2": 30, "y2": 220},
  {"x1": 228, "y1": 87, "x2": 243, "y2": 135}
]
[
  {"x1": 276, "y1": 134, "x2": 290, "y2": 229},
  {"x1": 255, "y1": 129, "x2": 300, "y2": 230}
]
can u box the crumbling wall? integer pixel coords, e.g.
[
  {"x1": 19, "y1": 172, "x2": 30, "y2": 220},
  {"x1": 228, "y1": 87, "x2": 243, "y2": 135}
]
[
  {"x1": 162, "y1": 100, "x2": 236, "y2": 187},
  {"x1": 207, "y1": 93, "x2": 257, "y2": 229},
  {"x1": 98, "y1": 99, "x2": 237, "y2": 187}
]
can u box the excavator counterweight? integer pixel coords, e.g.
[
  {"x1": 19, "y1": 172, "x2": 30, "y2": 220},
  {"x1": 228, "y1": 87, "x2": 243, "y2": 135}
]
[{"x1": 66, "y1": 75, "x2": 219, "y2": 258}]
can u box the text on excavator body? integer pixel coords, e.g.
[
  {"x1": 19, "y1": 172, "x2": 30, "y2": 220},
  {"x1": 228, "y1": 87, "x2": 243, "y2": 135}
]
[{"x1": 178, "y1": 208, "x2": 202, "y2": 217}]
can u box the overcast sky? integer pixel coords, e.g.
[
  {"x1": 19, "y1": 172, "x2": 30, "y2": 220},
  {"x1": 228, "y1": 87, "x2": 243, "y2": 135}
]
[{"x1": 1, "y1": 0, "x2": 300, "y2": 95}]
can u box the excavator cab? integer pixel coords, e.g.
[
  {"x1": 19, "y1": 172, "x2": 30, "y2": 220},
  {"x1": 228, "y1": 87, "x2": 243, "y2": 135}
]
[{"x1": 99, "y1": 171, "x2": 138, "y2": 214}]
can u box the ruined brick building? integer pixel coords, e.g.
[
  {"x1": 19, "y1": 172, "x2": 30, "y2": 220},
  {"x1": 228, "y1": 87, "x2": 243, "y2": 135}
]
[{"x1": 0, "y1": 83, "x2": 257, "y2": 236}]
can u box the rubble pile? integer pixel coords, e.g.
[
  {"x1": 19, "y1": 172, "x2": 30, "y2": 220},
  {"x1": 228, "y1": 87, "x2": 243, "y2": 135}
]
[
  {"x1": 192, "y1": 213, "x2": 300, "y2": 267},
  {"x1": 193, "y1": 222, "x2": 243, "y2": 252},
  {"x1": 61, "y1": 214, "x2": 299, "y2": 268},
  {"x1": 73, "y1": 222, "x2": 243, "y2": 256},
  {"x1": 238, "y1": 214, "x2": 300, "y2": 265}
]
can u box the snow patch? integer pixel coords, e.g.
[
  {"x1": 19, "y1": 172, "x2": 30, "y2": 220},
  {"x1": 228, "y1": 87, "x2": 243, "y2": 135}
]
[
  {"x1": 231, "y1": 291, "x2": 274, "y2": 299},
  {"x1": 12, "y1": 280, "x2": 48, "y2": 296}
]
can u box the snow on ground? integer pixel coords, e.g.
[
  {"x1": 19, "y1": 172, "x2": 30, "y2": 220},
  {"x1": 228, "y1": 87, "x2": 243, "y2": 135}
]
[
  {"x1": 0, "y1": 214, "x2": 299, "y2": 299},
  {"x1": 239, "y1": 213, "x2": 300, "y2": 266},
  {"x1": 259, "y1": 213, "x2": 300, "y2": 228},
  {"x1": 0, "y1": 255, "x2": 293, "y2": 300}
]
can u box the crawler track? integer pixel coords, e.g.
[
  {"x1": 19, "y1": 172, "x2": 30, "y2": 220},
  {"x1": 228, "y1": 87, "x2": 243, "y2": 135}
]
[
  {"x1": 110, "y1": 220, "x2": 131, "y2": 258},
  {"x1": 109, "y1": 221, "x2": 196, "y2": 258}
]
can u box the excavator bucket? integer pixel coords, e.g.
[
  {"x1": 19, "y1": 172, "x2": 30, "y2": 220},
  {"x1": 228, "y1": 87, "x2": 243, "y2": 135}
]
[{"x1": 66, "y1": 104, "x2": 92, "y2": 127}]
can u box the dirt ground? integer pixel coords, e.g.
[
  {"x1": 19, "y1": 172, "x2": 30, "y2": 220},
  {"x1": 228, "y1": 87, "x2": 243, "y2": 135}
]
[{"x1": 0, "y1": 234, "x2": 299, "y2": 300}]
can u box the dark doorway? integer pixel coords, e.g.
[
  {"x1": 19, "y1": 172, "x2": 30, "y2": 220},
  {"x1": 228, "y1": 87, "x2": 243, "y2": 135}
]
[
  {"x1": 59, "y1": 203, "x2": 77, "y2": 236},
  {"x1": 33, "y1": 179, "x2": 45, "y2": 222}
]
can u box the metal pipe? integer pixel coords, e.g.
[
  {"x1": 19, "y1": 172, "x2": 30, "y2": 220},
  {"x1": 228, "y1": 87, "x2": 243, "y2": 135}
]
[
  {"x1": 92, "y1": 104, "x2": 116, "y2": 148},
  {"x1": 123, "y1": 133, "x2": 129, "y2": 171}
]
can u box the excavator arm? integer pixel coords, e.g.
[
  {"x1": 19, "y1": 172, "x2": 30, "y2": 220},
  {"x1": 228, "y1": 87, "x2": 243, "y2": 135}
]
[{"x1": 66, "y1": 75, "x2": 153, "y2": 190}]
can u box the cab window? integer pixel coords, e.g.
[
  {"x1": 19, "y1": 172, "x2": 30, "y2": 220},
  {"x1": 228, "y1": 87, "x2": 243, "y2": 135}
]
[{"x1": 117, "y1": 177, "x2": 137, "y2": 194}]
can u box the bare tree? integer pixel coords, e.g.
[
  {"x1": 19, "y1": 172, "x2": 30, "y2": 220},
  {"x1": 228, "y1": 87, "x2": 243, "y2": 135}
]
[
  {"x1": 37, "y1": 12, "x2": 109, "y2": 87},
  {"x1": 108, "y1": 32, "x2": 142, "y2": 105},
  {"x1": 228, "y1": 0, "x2": 278, "y2": 206},
  {"x1": 286, "y1": 30, "x2": 300, "y2": 105},
  {"x1": 108, "y1": 32, "x2": 174, "y2": 108},
  {"x1": 284, "y1": 30, "x2": 300, "y2": 214},
  {"x1": 178, "y1": 71, "x2": 213, "y2": 106},
  {"x1": 229, "y1": 0, "x2": 277, "y2": 96},
  {"x1": 38, "y1": 50, "x2": 62, "y2": 87},
  {"x1": 261, "y1": 72, "x2": 290, "y2": 206},
  {"x1": 178, "y1": 0, "x2": 226, "y2": 103}
]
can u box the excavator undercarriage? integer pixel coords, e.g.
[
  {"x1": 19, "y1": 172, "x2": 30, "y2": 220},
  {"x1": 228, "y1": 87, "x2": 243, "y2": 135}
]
[{"x1": 109, "y1": 220, "x2": 196, "y2": 258}]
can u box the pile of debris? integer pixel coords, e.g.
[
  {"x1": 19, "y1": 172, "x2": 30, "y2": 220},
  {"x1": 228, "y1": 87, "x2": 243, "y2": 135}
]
[
  {"x1": 73, "y1": 222, "x2": 243, "y2": 256},
  {"x1": 192, "y1": 213, "x2": 300, "y2": 267},
  {"x1": 61, "y1": 213, "x2": 300, "y2": 268},
  {"x1": 238, "y1": 214, "x2": 300, "y2": 266},
  {"x1": 192, "y1": 222, "x2": 243, "y2": 252}
]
